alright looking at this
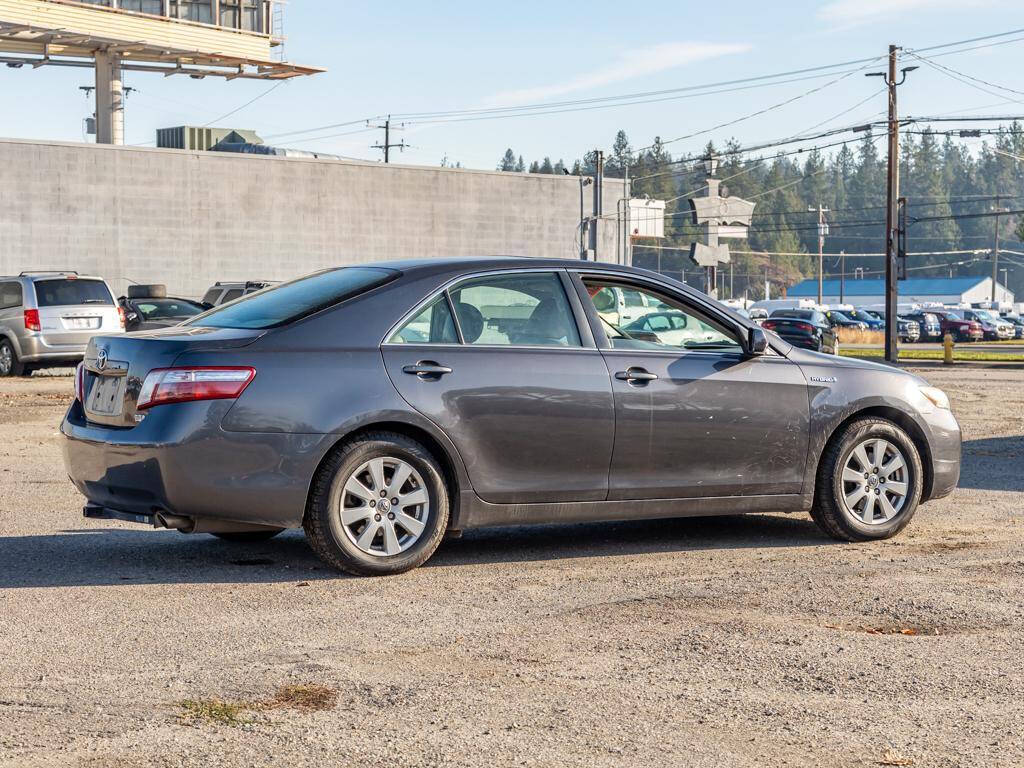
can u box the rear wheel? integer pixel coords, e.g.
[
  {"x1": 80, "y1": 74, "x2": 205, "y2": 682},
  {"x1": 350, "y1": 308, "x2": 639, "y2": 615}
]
[
  {"x1": 211, "y1": 529, "x2": 284, "y2": 542},
  {"x1": 810, "y1": 418, "x2": 923, "y2": 542},
  {"x1": 303, "y1": 432, "x2": 449, "y2": 576},
  {"x1": 0, "y1": 339, "x2": 24, "y2": 377}
]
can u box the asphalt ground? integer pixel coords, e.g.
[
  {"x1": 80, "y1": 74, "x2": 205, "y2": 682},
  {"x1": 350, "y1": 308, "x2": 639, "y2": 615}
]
[{"x1": 1, "y1": 367, "x2": 1022, "y2": 767}]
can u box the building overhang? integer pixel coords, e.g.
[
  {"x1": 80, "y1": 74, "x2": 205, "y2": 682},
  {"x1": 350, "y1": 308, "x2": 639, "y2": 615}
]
[{"x1": 0, "y1": 0, "x2": 324, "y2": 79}]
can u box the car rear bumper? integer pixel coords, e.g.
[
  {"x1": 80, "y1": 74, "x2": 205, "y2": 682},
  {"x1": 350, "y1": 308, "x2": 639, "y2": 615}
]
[
  {"x1": 60, "y1": 399, "x2": 333, "y2": 528},
  {"x1": 16, "y1": 333, "x2": 88, "y2": 363}
]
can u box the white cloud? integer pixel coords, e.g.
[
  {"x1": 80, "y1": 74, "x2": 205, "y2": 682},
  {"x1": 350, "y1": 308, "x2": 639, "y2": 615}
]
[
  {"x1": 817, "y1": 0, "x2": 993, "y2": 26},
  {"x1": 486, "y1": 41, "x2": 751, "y2": 106}
]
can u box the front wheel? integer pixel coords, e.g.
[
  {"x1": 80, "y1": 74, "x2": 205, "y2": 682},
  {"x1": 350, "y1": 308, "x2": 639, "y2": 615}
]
[
  {"x1": 303, "y1": 432, "x2": 449, "y2": 576},
  {"x1": 810, "y1": 418, "x2": 923, "y2": 542}
]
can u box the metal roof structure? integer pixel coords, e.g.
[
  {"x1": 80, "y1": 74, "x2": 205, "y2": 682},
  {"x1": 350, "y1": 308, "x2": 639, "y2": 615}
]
[
  {"x1": 0, "y1": 0, "x2": 323, "y2": 79},
  {"x1": 788, "y1": 277, "x2": 991, "y2": 297}
]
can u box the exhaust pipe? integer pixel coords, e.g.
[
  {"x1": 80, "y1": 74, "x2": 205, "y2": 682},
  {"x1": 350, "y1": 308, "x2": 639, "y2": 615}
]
[{"x1": 154, "y1": 512, "x2": 280, "y2": 535}]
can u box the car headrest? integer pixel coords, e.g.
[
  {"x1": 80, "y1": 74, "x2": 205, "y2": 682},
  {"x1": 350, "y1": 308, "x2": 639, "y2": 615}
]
[{"x1": 453, "y1": 302, "x2": 485, "y2": 343}]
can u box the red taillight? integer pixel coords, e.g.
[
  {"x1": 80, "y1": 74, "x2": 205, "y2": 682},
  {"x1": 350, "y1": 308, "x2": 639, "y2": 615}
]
[
  {"x1": 794, "y1": 322, "x2": 815, "y2": 332},
  {"x1": 74, "y1": 362, "x2": 85, "y2": 403},
  {"x1": 762, "y1": 320, "x2": 777, "y2": 330},
  {"x1": 137, "y1": 367, "x2": 256, "y2": 410},
  {"x1": 117, "y1": 306, "x2": 126, "y2": 331},
  {"x1": 24, "y1": 309, "x2": 40, "y2": 332}
]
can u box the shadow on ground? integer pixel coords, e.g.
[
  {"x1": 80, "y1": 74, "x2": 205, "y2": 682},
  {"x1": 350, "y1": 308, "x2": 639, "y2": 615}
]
[
  {"x1": 0, "y1": 513, "x2": 830, "y2": 589},
  {"x1": 957, "y1": 437, "x2": 1024, "y2": 492}
]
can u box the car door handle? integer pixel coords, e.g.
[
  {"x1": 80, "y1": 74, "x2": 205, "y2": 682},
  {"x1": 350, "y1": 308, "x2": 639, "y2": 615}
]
[
  {"x1": 403, "y1": 362, "x2": 453, "y2": 378},
  {"x1": 615, "y1": 367, "x2": 658, "y2": 384}
]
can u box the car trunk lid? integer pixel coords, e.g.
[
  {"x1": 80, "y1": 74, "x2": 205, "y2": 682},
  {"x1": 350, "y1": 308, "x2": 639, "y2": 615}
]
[{"x1": 81, "y1": 326, "x2": 264, "y2": 428}]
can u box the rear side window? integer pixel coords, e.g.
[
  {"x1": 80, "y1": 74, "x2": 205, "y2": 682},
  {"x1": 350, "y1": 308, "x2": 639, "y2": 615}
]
[
  {"x1": 389, "y1": 295, "x2": 459, "y2": 344},
  {"x1": 201, "y1": 289, "x2": 221, "y2": 305},
  {"x1": 221, "y1": 289, "x2": 244, "y2": 304},
  {"x1": 0, "y1": 282, "x2": 22, "y2": 310},
  {"x1": 190, "y1": 267, "x2": 398, "y2": 330},
  {"x1": 34, "y1": 279, "x2": 113, "y2": 307}
]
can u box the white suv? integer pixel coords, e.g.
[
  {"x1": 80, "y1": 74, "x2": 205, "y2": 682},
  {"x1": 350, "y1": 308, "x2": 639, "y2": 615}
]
[{"x1": 0, "y1": 272, "x2": 124, "y2": 377}]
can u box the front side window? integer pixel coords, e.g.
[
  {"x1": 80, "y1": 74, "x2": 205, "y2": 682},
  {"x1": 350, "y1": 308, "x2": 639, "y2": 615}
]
[
  {"x1": 448, "y1": 272, "x2": 581, "y2": 347},
  {"x1": 34, "y1": 279, "x2": 113, "y2": 307},
  {"x1": 583, "y1": 279, "x2": 741, "y2": 353},
  {"x1": 189, "y1": 267, "x2": 397, "y2": 330},
  {"x1": 389, "y1": 296, "x2": 458, "y2": 344}
]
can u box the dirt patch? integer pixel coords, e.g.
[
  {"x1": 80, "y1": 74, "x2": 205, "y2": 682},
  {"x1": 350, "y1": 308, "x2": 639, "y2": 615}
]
[
  {"x1": 177, "y1": 683, "x2": 338, "y2": 727},
  {"x1": 824, "y1": 622, "x2": 943, "y2": 636}
]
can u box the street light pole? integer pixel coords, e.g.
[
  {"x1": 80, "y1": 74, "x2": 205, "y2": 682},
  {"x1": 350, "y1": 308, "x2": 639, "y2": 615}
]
[{"x1": 992, "y1": 195, "x2": 1008, "y2": 301}]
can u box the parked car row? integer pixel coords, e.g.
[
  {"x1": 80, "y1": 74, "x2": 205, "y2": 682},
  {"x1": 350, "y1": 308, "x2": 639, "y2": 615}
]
[{"x1": 0, "y1": 273, "x2": 280, "y2": 376}]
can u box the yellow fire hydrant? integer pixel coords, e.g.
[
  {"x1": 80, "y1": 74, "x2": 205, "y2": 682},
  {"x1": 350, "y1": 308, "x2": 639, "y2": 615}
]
[{"x1": 943, "y1": 332, "x2": 955, "y2": 365}]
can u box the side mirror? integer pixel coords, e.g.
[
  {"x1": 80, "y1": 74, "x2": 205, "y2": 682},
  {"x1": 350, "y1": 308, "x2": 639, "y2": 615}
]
[{"x1": 746, "y1": 327, "x2": 768, "y2": 356}]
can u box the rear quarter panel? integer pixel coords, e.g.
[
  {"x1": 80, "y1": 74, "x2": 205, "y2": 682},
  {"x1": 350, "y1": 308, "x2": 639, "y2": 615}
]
[{"x1": 201, "y1": 272, "x2": 474, "y2": 521}]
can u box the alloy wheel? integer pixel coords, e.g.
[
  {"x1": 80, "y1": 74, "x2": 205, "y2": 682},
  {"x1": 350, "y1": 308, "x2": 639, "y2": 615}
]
[
  {"x1": 840, "y1": 439, "x2": 910, "y2": 524},
  {"x1": 337, "y1": 456, "x2": 430, "y2": 557},
  {"x1": 0, "y1": 345, "x2": 12, "y2": 376}
]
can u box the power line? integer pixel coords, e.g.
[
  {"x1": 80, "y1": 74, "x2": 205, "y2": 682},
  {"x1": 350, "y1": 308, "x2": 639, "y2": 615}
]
[{"x1": 201, "y1": 80, "x2": 287, "y2": 128}]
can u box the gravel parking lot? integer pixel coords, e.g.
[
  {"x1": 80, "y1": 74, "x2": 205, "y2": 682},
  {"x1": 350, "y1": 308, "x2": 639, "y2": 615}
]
[{"x1": 1, "y1": 366, "x2": 1022, "y2": 768}]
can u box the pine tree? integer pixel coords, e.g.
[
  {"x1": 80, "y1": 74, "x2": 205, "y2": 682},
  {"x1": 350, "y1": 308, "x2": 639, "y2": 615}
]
[
  {"x1": 515, "y1": 155, "x2": 526, "y2": 173},
  {"x1": 498, "y1": 149, "x2": 517, "y2": 172}
]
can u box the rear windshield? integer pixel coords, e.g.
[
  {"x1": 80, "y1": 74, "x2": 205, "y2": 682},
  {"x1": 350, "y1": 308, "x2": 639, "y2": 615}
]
[
  {"x1": 189, "y1": 267, "x2": 398, "y2": 329},
  {"x1": 133, "y1": 298, "x2": 204, "y2": 320},
  {"x1": 34, "y1": 279, "x2": 113, "y2": 307},
  {"x1": 772, "y1": 309, "x2": 812, "y2": 319}
]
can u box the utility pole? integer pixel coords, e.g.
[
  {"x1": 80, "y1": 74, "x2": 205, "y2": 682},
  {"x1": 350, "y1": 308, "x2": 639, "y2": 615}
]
[
  {"x1": 839, "y1": 250, "x2": 846, "y2": 304},
  {"x1": 991, "y1": 195, "x2": 1008, "y2": 301},
  {"x1": 371, "y1": 116, "x2": 407, "y2": 163},
  {"x1": 589, "y1": 150, "x2": 604, "y2": 262},
  {"x1": 729, "y1": 260, "x2": 734, "y2": 299},
  {"x1": 809, "y1": 204, "x2": 829, "y2": 304},
  {"x1": 868, "y1": 46, "x2": 917, "y2": 364}
]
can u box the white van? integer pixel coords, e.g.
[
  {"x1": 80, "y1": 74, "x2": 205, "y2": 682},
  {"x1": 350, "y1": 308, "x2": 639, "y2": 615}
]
[
  {"x1": 590, "y1": 285, "x2": 669, "y2": 326},
  {"x1": 748, "y1": 298, "x2": 821, "y2": 314}
]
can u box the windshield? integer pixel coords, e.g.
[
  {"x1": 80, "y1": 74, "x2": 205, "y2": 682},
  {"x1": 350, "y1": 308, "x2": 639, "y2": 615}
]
[
  {"x1": 852, "y1": 310, "x2": 876, "y2": 322},
  {"x1": 188, "y1": 267, "x2": 398, "y2": 330},
  {"x1": 971, "y1": 310, "x2": 997, "y2": 321},
  {"x1": 133, "y1": 298, "x2": 204, "y2": 320},
  {"x1": 34, "y1": 278, "x2": 113, "y2": 307}
]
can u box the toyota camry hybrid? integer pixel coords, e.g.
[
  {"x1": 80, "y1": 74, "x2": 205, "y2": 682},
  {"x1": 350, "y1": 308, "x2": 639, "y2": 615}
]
[{"x1": 62, "y1": 258, "x2": 961, "y2": 576}]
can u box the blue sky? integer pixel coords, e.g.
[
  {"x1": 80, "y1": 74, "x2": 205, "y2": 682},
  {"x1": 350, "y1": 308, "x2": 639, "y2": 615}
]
[{"x1": 2, "y1": 0, "x2": 1023, "y2": 169}]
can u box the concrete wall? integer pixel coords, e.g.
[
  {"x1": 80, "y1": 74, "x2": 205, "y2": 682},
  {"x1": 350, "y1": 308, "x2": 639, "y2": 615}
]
[{"x1": 0, "y1": 138, "x2": 624, "y2": 298}]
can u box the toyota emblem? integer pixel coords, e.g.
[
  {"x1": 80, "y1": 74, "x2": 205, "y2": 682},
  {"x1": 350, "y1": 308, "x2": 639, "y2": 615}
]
[{"x1": 96, "y1": 348, "x2": 108, "y2": 371}]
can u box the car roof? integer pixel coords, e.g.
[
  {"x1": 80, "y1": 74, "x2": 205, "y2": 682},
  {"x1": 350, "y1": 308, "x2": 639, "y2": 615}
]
[{"x1": 1, "y1": 273, "x2": 106, "y2": 282}]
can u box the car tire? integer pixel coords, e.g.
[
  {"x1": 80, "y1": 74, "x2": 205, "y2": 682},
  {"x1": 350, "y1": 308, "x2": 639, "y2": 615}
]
[
  {"x1": 810, "y1": 418, "x2": 923, "y2": 542},
  {"x1": 303, "y1": 431, "x2": 449, "y2": 576},
  {"x1": 0, "y1": 339, "x2": 25, "y2": 377},
  {"x1": 211, "y1": 529, "x2": 284, "y2": 542}
]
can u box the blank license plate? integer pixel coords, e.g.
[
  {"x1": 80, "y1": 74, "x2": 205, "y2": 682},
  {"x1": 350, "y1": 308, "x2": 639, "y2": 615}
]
[
  {"x1": 65, "y1": 317, "x2": 100, "y2": 330},
  {"x1": 87, "y1": 375, "x2": 123, "y2": 416}
]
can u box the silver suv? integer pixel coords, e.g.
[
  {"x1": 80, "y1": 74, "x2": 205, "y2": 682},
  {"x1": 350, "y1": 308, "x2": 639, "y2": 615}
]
[
  {"x1": 200, "y1": 281, "x2": 278, "y2": 307},
  {"x1": 0, "y1": 272, "x2": 124, "y2": 376}
]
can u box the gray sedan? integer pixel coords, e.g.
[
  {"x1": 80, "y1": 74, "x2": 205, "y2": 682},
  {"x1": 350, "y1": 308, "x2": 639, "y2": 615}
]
[{"x1": 62, "y1": 258, "x2": 961, "y2": 576}]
